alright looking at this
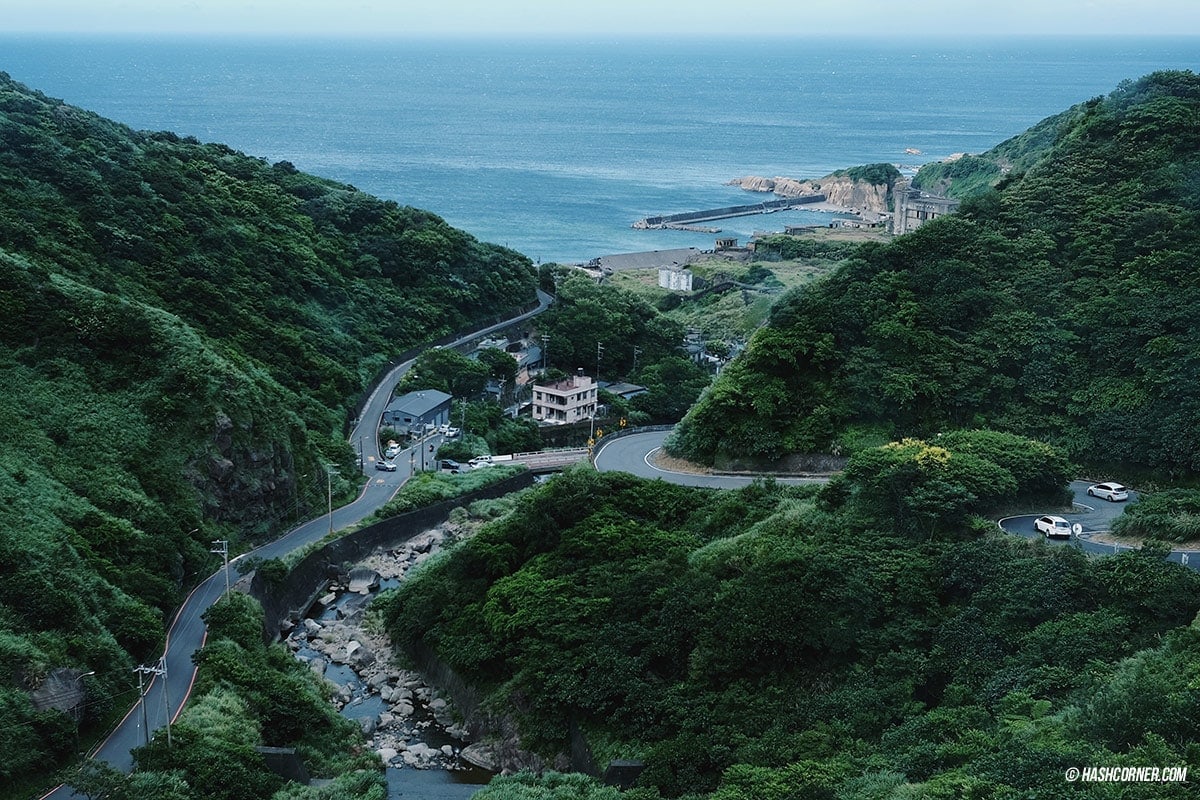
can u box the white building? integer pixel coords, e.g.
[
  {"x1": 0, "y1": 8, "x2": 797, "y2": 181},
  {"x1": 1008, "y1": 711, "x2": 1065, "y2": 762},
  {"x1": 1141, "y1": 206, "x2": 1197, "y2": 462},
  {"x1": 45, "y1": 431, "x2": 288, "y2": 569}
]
[
  {"x1": 532, "y1": 370, "x2": 597, "y2": 424},
  {"x1": 658, "y1": 268, "x2": 694, "y2": 292}
]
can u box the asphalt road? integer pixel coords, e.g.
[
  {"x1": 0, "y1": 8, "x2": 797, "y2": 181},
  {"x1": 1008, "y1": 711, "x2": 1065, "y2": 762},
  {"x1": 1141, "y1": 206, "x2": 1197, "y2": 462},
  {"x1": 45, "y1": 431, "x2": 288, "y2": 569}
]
[
  {"x1": 46, "y1": 291, "x2": 553, "y2": 798},
  {"x1": 597, "y1": 434, "x2": 1200, "y2": 572},
  {"x1": 593, "y1": 429, "x2": 827, "y2": 489},
  {"x1": 1001, "y1": 480, "x2": 1199, "y2": 570}
]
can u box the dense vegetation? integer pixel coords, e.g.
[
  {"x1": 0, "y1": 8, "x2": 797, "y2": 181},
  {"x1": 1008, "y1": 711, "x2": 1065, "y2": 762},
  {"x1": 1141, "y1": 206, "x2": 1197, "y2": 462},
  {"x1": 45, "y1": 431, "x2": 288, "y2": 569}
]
[
  {"x1": 67, "y1": 593, "x2": 384, "y2": 800},
  {"x1": 668, "y1": 71, "x2": 1200, "y2": 474},
  {"x1": 911, "y1": 106, "x2": 1082, "y2": 198},
  {"x1": 0, "y1": 72, "x2": 535, "y2": 789},
  {"x1": 384, "y1": 434, "x2": 1200, "y2": 798}
]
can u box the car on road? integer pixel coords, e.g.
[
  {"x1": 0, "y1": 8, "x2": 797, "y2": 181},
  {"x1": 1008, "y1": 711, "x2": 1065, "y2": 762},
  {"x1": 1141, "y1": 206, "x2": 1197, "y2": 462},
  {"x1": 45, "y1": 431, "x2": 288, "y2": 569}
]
[
  {"x1": 439, "y1": 459, "x2": 463, "y2": 473},
  {"x1": 375, "y1": 460, "x2": 398, "y2": 472},
  {"x1": 1087, "y1": 482, "x2": 1129, "y2": 502},
  {"x1": 1034, "y1": 515, "x2": 1073, "y2": 539},
  {"x1": 469, "y1": 455, "x2": 494, "y2": 468}
]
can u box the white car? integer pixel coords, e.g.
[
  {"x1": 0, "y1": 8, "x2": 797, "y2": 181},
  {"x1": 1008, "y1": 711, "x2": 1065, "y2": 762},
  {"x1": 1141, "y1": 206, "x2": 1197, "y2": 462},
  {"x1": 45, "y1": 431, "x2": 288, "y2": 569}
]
[
  {"x1": 375, "y1": 460, "x2": 398, "y2": 472},
  {"x1": 469, "y1": 455, "x2": 494, "y2": 468},
  {"x1": 1034, "y1": 515, "x2": 1073, "y2": 539},
  {"x1": 1087, "y1": 482, "x2": 1129, "y2": 502}
]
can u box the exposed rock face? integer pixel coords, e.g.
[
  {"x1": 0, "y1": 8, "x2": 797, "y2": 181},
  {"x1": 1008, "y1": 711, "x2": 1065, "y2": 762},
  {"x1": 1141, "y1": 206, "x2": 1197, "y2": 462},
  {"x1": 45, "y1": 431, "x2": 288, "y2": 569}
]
[{"x1": 728, "y1": 173, "x2": 890, "y2": 213}]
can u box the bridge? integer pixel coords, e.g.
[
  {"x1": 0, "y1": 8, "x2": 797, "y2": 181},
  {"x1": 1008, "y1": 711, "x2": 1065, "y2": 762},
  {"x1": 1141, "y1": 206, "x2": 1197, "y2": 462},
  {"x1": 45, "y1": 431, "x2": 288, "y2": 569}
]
[{"x1": 494, "y1": 448, "x2": 589, "y2": 472}]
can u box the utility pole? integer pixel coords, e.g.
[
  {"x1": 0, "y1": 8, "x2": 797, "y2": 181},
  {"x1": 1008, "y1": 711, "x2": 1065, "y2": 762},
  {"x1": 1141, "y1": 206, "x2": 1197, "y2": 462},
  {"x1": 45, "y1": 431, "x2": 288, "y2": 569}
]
[
  {"x1": 210, "y1": 540, "x2": 229, "y2": 595},
  {"x1": 542, "y1": 334, "x2": 551, "y2": 371},
  {"x1": 134, "y1": 660, "x2": 169, "y2": 747},
  {"x1": 325, "y1": 467, "x2": 338, "y2": 536},
  {"x1": 633, "y1": 345, "x2": 642, "y2": 374},
  {"x1": 158, "y1": 657, "x2": 172, "y2": 747},
  {"x1": 596, "y1": 341, "x2": 603, "y2": 381}
]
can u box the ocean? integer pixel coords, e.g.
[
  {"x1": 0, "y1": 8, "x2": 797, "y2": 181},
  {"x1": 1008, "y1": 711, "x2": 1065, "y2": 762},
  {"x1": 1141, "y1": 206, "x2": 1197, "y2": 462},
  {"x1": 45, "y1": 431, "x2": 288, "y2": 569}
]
[{"x1": 2, "y1": 35, "x2": 1199, "y2": 264}]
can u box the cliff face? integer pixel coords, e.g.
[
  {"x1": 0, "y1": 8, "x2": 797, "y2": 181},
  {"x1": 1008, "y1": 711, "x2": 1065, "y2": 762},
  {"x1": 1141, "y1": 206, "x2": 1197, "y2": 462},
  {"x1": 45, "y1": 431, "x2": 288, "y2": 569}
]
[{"x1": 728, "y1": 174, "x2": 890, "y2": 213}]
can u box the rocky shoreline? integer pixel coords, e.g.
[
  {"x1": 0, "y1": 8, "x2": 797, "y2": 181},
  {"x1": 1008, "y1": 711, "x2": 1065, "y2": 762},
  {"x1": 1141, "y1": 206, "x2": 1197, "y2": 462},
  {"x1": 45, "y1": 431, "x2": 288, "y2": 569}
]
[{"x1": 285, "y1": 526, "x2": 484, "y2": 773}]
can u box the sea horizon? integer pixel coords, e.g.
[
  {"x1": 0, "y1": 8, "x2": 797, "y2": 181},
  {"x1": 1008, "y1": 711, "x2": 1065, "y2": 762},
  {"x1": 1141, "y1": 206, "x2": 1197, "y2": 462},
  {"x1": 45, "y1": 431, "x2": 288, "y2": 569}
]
[{"x1": 3, "y1": 34, "x2": 1199, "y2": 263}]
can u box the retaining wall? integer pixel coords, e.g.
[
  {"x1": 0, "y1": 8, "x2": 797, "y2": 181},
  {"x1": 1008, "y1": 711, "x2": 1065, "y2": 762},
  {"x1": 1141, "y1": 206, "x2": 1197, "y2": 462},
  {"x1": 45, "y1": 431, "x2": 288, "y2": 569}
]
[{"x1": 249, "y1": 470, "x2": 537, "y2": 640}]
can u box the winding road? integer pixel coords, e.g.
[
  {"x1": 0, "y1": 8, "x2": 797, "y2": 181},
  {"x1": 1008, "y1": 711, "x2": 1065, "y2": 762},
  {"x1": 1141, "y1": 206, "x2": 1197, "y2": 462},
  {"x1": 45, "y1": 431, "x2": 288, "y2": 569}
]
[
  {"x1": 1001, "y1": 481, "x2": 1199, "y2": 570},
  {"x1": 45, "y1": 291, "x2": 553, "y2": 798},
  {"x1": 596, "y1": 432, "x2": 1200, "y2": 572}
]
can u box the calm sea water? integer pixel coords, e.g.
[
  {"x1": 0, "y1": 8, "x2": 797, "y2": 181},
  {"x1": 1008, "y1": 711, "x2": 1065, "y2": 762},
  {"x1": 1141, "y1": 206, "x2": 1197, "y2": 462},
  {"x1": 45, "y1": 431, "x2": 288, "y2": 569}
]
[{"x1": 2, "y1": 36, "x2": 1199, "y2": 263}]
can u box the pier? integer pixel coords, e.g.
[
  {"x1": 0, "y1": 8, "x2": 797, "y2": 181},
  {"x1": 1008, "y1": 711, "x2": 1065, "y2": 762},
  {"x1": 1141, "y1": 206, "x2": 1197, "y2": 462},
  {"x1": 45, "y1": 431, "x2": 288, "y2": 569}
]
[{"x1": 633, "y1": 193, "x2": 826, "y2": 230}]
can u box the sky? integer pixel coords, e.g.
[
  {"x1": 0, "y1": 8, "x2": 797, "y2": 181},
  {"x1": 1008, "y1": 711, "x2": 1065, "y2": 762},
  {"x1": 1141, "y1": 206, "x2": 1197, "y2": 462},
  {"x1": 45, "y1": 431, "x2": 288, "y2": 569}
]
[{"x1": 2, "y1": 0, "x2": 1199, "y2": 38}]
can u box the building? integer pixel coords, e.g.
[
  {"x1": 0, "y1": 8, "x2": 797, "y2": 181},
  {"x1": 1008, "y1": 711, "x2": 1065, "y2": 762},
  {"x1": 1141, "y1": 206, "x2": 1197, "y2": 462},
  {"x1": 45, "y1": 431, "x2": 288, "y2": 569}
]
[
  {"x1": 892, "y1": 179, "x2": 960, "y2": 235},
  {"x1": 658, "y1": 267, "x2": 694, "y2": 292},
  {"x1": 384, "y1": 389, "x2": 453, "y2": 436},
  {"x1": 532, "y1": 370, "x2": 597, "y2": 424}
]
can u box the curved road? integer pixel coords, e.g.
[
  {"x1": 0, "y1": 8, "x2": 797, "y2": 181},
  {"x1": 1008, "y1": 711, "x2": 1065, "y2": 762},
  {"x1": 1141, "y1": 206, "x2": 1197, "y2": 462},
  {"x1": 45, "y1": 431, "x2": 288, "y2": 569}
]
[
  {"x1": 593, "y1": 429, "x2": 827, "y2": 489},
  {"x1": 597, "y1": 433, "x2": 1200, "y2": 572},
  {"x1": 1001, "y1": 480, "x2": 1199, "y2": 570},
  {"x1": 48, "y1": 291, "x2": 553, "y2": 797}
]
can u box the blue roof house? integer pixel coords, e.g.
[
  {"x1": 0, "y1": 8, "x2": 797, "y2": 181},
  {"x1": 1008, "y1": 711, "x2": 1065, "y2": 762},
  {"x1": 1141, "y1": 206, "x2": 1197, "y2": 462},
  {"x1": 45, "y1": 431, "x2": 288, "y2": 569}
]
[{"x1": 384, "y1": 389, "x2": 453, "y2": 436}]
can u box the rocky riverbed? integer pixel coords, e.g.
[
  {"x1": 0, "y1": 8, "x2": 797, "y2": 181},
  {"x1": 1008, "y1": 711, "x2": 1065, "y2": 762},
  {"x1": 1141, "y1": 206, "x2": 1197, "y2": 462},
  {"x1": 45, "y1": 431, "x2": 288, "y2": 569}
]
[{"x1": 284, "y1": 526, "x2": 489, "y2": 776}]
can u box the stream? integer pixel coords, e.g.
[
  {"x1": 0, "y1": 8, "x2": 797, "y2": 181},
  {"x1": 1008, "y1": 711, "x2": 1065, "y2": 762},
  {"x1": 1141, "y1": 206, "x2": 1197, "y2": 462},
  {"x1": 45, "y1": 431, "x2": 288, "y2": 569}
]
[{"x1": 285, "y1": 528, "x2": 492, "y2": 799}]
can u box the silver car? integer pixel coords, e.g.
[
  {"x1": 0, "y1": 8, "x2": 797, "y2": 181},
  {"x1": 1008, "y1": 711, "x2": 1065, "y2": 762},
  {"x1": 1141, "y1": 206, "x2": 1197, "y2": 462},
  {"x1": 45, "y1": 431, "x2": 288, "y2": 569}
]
[{"x1": 1087, "y1": 482, "x2": 1129, "y2": 502}]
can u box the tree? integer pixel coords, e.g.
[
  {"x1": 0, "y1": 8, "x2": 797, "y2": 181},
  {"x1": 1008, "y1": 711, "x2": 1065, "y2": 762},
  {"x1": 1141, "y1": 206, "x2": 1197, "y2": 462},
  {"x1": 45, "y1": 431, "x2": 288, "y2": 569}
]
[
  {"x1": 398, "y1": 347, "x2": 489, "y2": 398},
  {"x1": 476, "y1": 347, "x2": 519, "y2": 385}
]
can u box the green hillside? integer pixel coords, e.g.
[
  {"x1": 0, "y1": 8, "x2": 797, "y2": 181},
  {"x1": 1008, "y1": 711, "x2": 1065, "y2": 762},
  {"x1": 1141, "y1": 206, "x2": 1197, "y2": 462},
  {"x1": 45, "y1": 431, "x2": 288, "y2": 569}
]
[
  {"x1": 667, "y1": 71, "x2": 1200, "y2": 474},
  {"x1": 0, "y1": 72, "x2": 534, "y2": 786},
  {"x1": 385, "y1": 459, "x2": 1200, "y2": 799}
]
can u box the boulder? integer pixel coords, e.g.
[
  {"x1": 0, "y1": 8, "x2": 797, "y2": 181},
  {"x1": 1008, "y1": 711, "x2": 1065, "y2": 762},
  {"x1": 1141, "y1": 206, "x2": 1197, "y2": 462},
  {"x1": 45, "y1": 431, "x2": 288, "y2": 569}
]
[
  {"x1": 460, "y1": 742, "x2": 501, "y2": 772},
  {"x1": 352, "y1": 645, "x2": 376, "y2": 669},
  {"x1": 348, "y1": 567, "x2": 380, "y2": 594},
  {"x1": 378, "y1": 747, "x2": 398, "y2": 765}
]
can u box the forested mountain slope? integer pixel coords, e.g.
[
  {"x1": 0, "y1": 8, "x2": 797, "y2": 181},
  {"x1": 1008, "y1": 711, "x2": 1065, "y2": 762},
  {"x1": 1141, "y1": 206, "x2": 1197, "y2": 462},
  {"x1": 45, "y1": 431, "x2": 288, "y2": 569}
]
[
  {"x1": 386, "y1": 459, "x2": 1200, "y2": 799},
  {"x1": 668, "y1": 71, "x2": 1200, "y2": 472},
  {"x1": 0, "y1": 73, "x2": 535, "y2": 783}
]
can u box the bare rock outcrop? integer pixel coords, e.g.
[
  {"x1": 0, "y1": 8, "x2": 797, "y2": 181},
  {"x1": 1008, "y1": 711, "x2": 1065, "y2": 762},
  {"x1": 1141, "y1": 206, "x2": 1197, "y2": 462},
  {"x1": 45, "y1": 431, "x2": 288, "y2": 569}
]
[{"x1": 728, "y1": 173, "x2": 890, "y2": 213}]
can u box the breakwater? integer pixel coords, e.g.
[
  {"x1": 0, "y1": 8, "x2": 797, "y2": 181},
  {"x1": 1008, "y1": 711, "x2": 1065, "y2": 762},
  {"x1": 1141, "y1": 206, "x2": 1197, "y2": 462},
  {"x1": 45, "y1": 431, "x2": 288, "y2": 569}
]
[{"x1": 633, "y1": 193, "x2": 826, "y2": 230}]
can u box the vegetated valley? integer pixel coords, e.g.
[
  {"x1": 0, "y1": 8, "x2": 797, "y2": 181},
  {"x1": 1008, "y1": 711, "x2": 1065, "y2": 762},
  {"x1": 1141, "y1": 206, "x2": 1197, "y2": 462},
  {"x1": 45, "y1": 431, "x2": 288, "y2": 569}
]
[{"x1": 2, "y1": 66, "x2": 1199, "y2": 800}]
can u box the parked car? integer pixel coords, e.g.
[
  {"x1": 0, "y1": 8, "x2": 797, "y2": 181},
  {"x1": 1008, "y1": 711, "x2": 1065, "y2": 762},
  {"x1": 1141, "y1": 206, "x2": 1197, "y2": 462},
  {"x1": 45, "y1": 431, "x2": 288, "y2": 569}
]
[
  {"x1": 375, "y1": 460, "x2": 398, "y2": 472},
  {"x1": 1087, "y1": 482, "x2": 1129, "y2": 502},
  {"x1": 1034, "y1": 515, "x2": 1073, "y2": 539}
]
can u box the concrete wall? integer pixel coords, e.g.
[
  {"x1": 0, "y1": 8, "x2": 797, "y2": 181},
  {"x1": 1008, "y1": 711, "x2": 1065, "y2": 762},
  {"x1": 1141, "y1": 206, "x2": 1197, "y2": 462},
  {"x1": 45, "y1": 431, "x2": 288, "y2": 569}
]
[{"x1": 250, "y1": 471, "x2": 537, "y2": 640}]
